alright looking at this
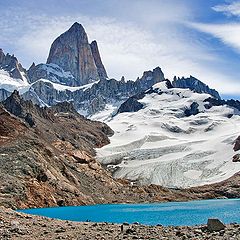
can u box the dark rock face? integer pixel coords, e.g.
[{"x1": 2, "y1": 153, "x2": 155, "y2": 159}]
[
  {"x1": 225, "y1": 99, "x2": 240, "y2": 111},
  {"x1": 90, "y1": 40, "x2": 108, "y2": 80},
  {"x1": 46, "y1": 22, "x2": 102, "y2": 86},
  {"x1": 27, "y1": 63, "x2": 76, "y2": 85},
  {"x1": 0, "y1": 49, "x2": 29, "y2": 82},
  {"x1": 4, "y1": 90, "x2": 34, "y2": 119},
  {"x1": 204, "y1": 97, "x2": 240, "y2": 112},
  {"x1": 51, "y1": 101, "x2": 78, "y2": 115},
  {"x1": 118, "y1": 97, "x2": 144, "y2": 113},
  {"x1": 3, "y1": 90, "x2": 53, "y2": 126},
  {"x1": 234, "y1": 136, "x2": 240, "y2": 151},
  {"x1": 233, "y1": 154, "x2": 240, "y2": 162},
  {"x1": 136, "y1": 67, "x2": 164, "y2": 89},
  {"x1": 184, "y1": 102, "x2": 199, "y2": 117},
  {"x1": 172, "y1": 76, "x2": 220, "y2": 99},
  {"x1": 117, "y1": 80, "x2": 172, "y2": 114},
  {"x1": 0, "y1": 88, "x2": 11, "y2": 102}
]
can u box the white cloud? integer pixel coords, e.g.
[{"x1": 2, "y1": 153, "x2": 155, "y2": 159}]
[
  {"x1": 212, "y1": 1, "x2": 240, "y2": 16},
  {"x1": 190, "y1": 22, "x2": 240, "y2": 53},
  {"x1": 202, "y1": 1, "x2": 240, "y2": 54}
]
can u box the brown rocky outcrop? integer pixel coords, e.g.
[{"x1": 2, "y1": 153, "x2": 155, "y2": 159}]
[
  {"x1": 184, "y1": 171, "x2": 240, "y2": 199},
  {"x1": 0, "y1": 92, "x2": 115, "y2": 208}
]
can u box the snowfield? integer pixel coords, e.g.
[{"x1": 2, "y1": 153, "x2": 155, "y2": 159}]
[
  {"x1": 0, "y1": 69, "x2": 29, "y2": 92},
  {"x1": 0, "y1": 70, "x2": 99, "y2": 94},
  {"x1": 96, "y1": 82, "x2": 240, "y2": 188},
  {"x1": 33, "y1": 79, "x2": 99, "y2": 92}
]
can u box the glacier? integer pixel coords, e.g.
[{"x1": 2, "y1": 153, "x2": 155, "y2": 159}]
[{"x1": 96, "y1": 82, "x2": 240, "y2": 188}]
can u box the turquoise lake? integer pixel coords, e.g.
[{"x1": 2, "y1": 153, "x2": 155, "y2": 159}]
[{"x1": 18, "y1": 198, "x2": 240, "y2": 226}]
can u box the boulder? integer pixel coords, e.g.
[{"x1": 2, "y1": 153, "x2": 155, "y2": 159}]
[{"x1": 207, "y1": 218, "x2": 225, "y2": 232}]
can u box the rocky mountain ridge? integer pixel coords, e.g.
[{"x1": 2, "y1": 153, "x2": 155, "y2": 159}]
[
  {"x1": 173, "y1": 76, "x2": 221, "y2": 99},
  {"x1": 0, "y1": 22, "x2": 223, "y2": 117},
  {"x1": 23, "y1": 66, "x2": 165, "y2": 116},
  {"x1": 0, "y1": 91, "x2": 114, "y2": 208}
]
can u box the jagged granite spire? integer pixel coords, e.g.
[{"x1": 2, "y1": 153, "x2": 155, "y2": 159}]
[
  {"x1": 172, "y1": 75, "x2": 221, "y2": 99},
  {"x1": 0, "y1": 49, "x2": 29, "y2": 82},
  {"x1": 90, "y1": 40, "x2": 108, "y2": 79},
  {"x1": 46, "y1": 22, "x2": 106, "y2": 86}
]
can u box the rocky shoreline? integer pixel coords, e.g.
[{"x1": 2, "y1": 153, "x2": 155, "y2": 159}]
[{"x1": 0, "y1": 207, "x2": 239, "y2": 240}]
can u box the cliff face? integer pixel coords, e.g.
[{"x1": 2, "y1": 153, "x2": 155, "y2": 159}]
[
  {"x1": 28, "y1": 23, "x2": 107, "y2": 86},
  {"x1": 46, "y1": 22, "x2": 105, "y2": 86},
  {"x1": 90, "y1": 40, "x2": 108, "y2": 80}
]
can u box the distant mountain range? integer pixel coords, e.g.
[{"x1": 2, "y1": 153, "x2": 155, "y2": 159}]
[{"x1": 0, "y1": 22, "x2": 223, "y2": 117}]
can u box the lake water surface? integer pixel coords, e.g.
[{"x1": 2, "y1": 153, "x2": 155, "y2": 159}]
[{"x1": 18, "y1": 198, "x2": 240, "y2": 226}]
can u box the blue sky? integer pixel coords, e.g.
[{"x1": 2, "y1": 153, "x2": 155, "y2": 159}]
[{"x1": 1, "y1": 0, "x2": 240, "y2": 99}]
